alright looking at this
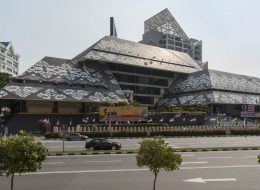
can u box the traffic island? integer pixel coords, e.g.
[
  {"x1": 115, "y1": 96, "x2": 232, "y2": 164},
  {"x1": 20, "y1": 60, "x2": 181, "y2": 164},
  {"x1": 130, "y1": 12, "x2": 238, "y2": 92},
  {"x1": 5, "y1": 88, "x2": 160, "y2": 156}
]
[{"x1": 47, "y1": 146, "x2": 260, "y2": 156}]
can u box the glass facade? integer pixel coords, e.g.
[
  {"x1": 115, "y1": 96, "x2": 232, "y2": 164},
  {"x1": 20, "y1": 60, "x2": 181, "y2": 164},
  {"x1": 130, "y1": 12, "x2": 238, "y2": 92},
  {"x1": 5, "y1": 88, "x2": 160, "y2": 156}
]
[{"x1": 108, "y1": 62, "x2": 175, "y2": 106}]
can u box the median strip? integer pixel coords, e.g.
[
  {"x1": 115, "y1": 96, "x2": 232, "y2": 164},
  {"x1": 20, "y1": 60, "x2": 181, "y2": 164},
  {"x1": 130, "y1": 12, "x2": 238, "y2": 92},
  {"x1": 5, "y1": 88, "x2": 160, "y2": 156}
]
[{"x1": 47, "y1": 146, "x2": 260, "y2": 156}]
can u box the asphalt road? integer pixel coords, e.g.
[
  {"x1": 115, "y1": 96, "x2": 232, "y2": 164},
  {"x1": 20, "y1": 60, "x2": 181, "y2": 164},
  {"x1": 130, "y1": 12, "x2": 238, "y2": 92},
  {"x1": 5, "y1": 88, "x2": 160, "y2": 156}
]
[
  {"x1": 1, "y1": 150, "x2": 260, "y2": 190},
  {"x1": 38, "y1": 136, "x2": 260, "y2": 152}
]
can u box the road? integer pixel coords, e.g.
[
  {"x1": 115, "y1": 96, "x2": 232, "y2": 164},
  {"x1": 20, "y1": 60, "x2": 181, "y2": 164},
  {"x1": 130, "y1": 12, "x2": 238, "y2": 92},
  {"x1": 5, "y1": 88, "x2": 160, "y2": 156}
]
[
  {"x1": 38, "y1": 136, "x2": 260, "y2": 152},
  {"x1": 1, "y1": 150, "x2": 260, "y2": 190}
]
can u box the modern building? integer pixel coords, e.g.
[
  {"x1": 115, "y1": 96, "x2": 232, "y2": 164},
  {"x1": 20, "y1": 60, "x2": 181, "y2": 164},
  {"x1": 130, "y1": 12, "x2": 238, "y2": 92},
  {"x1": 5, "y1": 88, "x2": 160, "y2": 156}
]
[
  {"x1": 0, "y1": 9, "x2": 260, "y2": 133},
  {"x1": 73, "y1": 36, "x2": 201, "y2": 108},
  {"x1": 140, "y1": 9, "x2": 202, "y2": 62},
  {"x1": 157, "y1": 69, "x2": 260, "y2": 117},
  {"x1": 0, "y1": 42, "x2": 20, "y2": 76}
]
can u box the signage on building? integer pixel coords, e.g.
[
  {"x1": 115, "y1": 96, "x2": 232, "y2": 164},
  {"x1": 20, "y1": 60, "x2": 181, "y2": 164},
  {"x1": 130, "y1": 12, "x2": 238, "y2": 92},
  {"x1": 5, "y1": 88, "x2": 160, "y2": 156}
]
[{"x1": 99, "y1": 106, "x2": 147, "y2": 121}]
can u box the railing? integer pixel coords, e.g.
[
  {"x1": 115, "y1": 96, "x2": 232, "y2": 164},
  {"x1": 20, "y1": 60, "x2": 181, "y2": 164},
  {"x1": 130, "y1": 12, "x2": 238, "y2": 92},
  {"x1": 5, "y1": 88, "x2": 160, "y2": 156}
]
[{"x1": 51, "y1": 124, "x2": 260, "y2": 136}]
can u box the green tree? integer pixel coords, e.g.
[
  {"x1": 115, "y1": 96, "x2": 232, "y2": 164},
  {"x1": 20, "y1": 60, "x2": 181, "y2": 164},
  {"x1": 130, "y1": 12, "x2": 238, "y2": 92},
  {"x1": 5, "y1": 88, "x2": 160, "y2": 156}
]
[
  {"x1": 0, "y1": 135, "x2": 6, "y2": 175},
  {"x1": 136, "y1": 137, "x2": 182, "y2": 190},
  {"x1": 0, "y1": 72, "x2": 12, "y2": 88},
  {"x1": 0, "y1": 132, "x2": 47, "y2": 190}
]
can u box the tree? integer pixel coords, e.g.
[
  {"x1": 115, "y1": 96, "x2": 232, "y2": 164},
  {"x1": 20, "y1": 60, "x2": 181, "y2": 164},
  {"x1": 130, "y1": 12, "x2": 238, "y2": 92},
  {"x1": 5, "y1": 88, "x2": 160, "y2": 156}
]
[
  {"x1": 136, "y1": 137, "x2": 182, "y2": 190},
  {"x1": 0, "y1": 135, "x2": 6, "y2": 175},
  {"x1": 0, "y1": 72, "x2": 12, "y2": 88},
  {"x1": 0, "y1": 132, "x2": 47, "y2": 190}
]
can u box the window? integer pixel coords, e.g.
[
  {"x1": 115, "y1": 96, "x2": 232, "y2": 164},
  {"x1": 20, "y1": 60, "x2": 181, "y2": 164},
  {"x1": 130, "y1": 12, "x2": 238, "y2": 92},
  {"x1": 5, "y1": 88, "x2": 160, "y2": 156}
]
[
  {"x1": 150, "y1": 78, "x2": 168, "y2": 86},
  {"x1": 136, "y1": 76, "x2": 149, "y2": 85},
  {"x1": 117, "y1": 73, "x2": 135, "y2": 83},
  {"x1": 7, "y1": 60, "x2": 12, "y2": 67},
  {"x1": 136, "y1": 86, "x2": 150, "y2": 94},
  {"x1": 134, "y1": 96, "x2": 153, "y2": 104},
  {"x1": 120, "y1": 84, "x2": 135, "y2": 91}
]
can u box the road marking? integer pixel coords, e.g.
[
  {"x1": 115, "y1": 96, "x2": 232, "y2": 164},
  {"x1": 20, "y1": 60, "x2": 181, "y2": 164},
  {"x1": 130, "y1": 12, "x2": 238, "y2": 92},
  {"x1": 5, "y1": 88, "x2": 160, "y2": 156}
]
[
  {"x1": 197, "y1": 157, "x2": 233, "y2": 159},
  {"x1": 43, "y1": 162, "x2": 64, "y2": 165},
  {"x1": 19, "y1": 164, "x2": 260, "y2": 175},
  {"x1": 181, "y1": 154, "x2": 194, "y2": 157},
  {"x1": 47, "y1": 153, "x2": 192, "y2": 158},
  {"x1": 244, "y1": 156, "x2": 257, "y2": 158},
  {"x1": 123, "y1": 144, "x2": 138, "y2": 147},
  {"x1": 182, "y1": 161, "x2": 208, "y2": 165},
  {"x1": 184, "y1": 178, "x2": 237, "y2": 183},
  {"x1": 181, "y1": 164, "x2": 260, "y2": 170},
  {"x1": 84, "y1": 160, "x2": 122, "y2": 163},
  {"x1": 47, "y1": 146, "x2": 83, "y2": 149},
  {"x1": 21, "y1": 168, "x2": 149, "y2": 175}
]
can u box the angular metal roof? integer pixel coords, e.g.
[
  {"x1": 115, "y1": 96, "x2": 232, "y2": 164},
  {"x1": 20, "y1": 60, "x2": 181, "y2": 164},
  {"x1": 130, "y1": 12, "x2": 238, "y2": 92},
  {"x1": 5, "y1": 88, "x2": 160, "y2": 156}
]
[
  {"x1": 17, "y1": 56, "x2": 121, "y2": 91},
  {"x1": 157, "y1": 69, "x2": 260, "y2": 106},
  {"x1": 170, "y1": 69, "x2": 260, "y2": 94},
  {"x1": 73, "y1": 36, "x2": 201, "y2": 73},
  {"x1": 0, "y1": 83, "x2": 127, "y2": 103},
  {"x1": 157, "y1": 91, "x2": 260, "y2": 106}
]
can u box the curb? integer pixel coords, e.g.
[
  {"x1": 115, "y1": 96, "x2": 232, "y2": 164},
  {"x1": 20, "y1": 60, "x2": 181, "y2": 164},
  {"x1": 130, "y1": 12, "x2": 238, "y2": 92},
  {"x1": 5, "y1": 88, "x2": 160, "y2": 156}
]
[{"x1": 47, "y1": 147, "x2": 260, "y2": 156}]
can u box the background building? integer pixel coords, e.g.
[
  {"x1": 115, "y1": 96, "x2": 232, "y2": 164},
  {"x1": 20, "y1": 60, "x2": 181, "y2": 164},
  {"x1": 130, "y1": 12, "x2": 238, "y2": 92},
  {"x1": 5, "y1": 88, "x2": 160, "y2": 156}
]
[
  {"x1": 140, "y1": 9, "x2": 202, "y2": 62},
  {"x1": 0, "y1": 42, "x2": 20, "y2": 77}
]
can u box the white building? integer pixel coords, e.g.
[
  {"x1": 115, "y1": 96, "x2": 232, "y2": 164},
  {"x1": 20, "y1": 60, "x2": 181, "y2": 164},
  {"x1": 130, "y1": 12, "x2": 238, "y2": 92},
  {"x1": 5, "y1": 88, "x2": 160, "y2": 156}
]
[{"x1": 0, "y1": 42, "x2": 20, "y2": 76}]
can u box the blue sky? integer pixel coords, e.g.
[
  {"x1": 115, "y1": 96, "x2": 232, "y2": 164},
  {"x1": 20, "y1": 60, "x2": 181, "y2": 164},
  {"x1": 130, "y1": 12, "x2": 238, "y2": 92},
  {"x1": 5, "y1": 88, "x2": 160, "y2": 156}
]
[{"x1": 1, "y1": 0, "x2": 260, "y2": 77}]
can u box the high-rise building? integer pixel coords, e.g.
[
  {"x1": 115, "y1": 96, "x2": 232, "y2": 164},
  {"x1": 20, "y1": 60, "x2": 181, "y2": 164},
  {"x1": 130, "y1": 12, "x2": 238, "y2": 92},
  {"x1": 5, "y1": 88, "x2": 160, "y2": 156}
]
[
  {"x1": 0, "y1": 42, "x2": 20, "y2": 76},
  {"x1": 141, "y1": 9, "x2": 202, "y2": 61}
]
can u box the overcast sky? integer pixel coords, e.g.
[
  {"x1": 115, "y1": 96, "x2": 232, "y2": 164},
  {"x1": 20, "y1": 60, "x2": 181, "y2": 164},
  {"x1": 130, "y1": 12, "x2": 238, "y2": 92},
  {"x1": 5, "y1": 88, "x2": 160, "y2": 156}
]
[{"x1": 1, "y1": 0, "x2": 260, "y2": 77}]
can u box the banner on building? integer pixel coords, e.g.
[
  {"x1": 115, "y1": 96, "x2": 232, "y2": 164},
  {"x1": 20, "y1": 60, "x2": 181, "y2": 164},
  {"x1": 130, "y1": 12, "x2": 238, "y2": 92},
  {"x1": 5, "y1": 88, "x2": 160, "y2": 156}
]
[
  {"x1": 241, "y1": 104, "x2": 255, "y2": 117},
  {"x1": 99, "y1": 106, "x2": 147, "y2": 121}
]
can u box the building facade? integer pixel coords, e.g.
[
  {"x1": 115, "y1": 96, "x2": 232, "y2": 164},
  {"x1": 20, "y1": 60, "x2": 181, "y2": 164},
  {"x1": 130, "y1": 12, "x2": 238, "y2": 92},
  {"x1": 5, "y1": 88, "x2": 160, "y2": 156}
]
[
  {"x1": 0, "y1": 42, "x2": 20, "y2": 76},
  {"x1": 141, "y1": 9, "x2": 202, "y2": 61}
]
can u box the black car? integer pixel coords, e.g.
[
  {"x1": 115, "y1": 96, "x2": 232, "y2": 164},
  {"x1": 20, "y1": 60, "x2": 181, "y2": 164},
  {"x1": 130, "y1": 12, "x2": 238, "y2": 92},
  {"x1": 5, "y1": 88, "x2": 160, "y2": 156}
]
[{"x1": 85, "y1": 138, "x2": 121, "y2": 151}]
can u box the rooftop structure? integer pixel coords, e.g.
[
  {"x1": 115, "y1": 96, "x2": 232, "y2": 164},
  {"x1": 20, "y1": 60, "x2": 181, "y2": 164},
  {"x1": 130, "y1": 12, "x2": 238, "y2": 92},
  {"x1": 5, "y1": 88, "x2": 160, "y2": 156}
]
[{"x1": 141, "y1": 9, "x2": 202, "y2": 61}]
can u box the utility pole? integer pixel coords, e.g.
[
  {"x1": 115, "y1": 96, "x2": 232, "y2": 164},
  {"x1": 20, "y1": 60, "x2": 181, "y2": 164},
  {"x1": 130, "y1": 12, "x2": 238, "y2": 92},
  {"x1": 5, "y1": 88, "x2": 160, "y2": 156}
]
[{"x1": 109, "y1": 102, "x2": 112, "y2": 137}]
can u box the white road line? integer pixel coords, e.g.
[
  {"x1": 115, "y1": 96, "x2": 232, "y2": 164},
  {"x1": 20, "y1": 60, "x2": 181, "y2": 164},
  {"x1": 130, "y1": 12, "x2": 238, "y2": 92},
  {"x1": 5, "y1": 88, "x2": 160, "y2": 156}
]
[
  {"x1": 123, "y1": 145, "x2": 138, "y2": 147},
  {"x1": 181, "y1": 164, "x2": 260, "y2": 170},
  {"x1": 47, "y1": 153, "x2": 193, "y2": 159},
  {"x1": 181, "y1": 154, "x2": 194, "y2": 157},
  {"x1": 47, "y1": 146, "x2": 83, "y2": 149},
  {"x1": 84, "y1": 160, "x2": 123, "y2": 163},
  {"x1": 182, "y1": 161, "x2": 208, "y2": 165},
  {"x1": 244, "y1": 156, "x2": 257, "y2": 158},
  {"x1": 184, "y1": 178, "x2": 237, "y2": 183},
  {"x1": 43, "y1": 162, "x2": 64, "y2": 165},
  {"x1": 197, "y1": 157, "x2": 233, "y2": 159},
  {"x1": 21, "y1": 168, "x2": 149, "y2": 175},
  {"x1": 20, "y1": 164, "x2": 260, "y2": 175}
]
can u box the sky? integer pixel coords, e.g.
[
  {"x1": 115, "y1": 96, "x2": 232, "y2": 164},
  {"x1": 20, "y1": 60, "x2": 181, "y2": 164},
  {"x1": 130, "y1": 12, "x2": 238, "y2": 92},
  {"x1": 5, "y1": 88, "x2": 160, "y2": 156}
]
[{"x1": 1, "y1": 0, "x2": 260, "y2": 77}]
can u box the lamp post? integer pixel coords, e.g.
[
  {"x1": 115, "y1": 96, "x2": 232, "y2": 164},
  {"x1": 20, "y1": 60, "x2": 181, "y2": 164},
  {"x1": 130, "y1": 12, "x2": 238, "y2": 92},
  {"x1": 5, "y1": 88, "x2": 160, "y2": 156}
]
[{"x1": 108, "y1": 101, "x2": 113, "y2": 137}]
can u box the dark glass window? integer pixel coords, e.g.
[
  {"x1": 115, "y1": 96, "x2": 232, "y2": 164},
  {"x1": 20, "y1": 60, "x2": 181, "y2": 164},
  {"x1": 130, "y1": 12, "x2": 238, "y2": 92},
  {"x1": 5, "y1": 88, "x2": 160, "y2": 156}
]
[
  {"x1": 120, "y1": 84, "x2": 135, "y2": 92},
  {"x1": 135, "y1": 76, "x2": 150, "y2": 85},
  {"x1": 150, "y1": 78, "x2": 168, "y2": 86},
  {"x1": 150, "y1": 88, "x2": 160, "y2": 95},
  {"x1": 136, "y1": 86, "x2": 150, "y2": 94},
  {"x1": 134, "y1": 96, "x2": 154, "y2": 104},
  {"x1": 117, "y1": 74, "x2": 135, "y2": 83},
  {"x1": 135, "y1": 67, "x2": 150, "y2": 75}
]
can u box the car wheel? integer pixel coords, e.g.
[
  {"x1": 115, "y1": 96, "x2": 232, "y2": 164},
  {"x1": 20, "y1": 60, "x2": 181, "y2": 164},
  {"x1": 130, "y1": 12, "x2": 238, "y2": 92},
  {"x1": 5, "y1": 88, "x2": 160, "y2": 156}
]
[
  {"x1": 89, "y1": 146, "x2": 95, "y2": 151},
  {"x1": 81, "y1": 137, "x2": 85, "y2": 141},
  {"x1": 111, "y1": 146, "x2": 116, "y2": 150},
  {"x1": 67, "y1": 138, "x2": 71, "y2": 141}
]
